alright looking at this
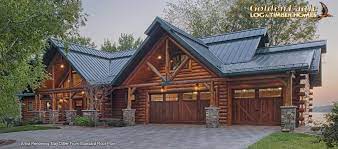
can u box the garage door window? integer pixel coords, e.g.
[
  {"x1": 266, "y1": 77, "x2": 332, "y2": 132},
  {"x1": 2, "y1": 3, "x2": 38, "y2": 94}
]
[
  {"x1": 183, "y1": 92, "x2": 197, "y2": 100},
  {"x1": 166, "y1": 94, "x2": 178, "y2": 101},
  {"x1": 259, "y1": 88, "x2": 282, "y2": 98},
  {"x1": 151, "y1": 94, "x2": 163, "y2": 101},
  {"x1": 234, "y1": 89, "x2": 255, "y2": 98}
]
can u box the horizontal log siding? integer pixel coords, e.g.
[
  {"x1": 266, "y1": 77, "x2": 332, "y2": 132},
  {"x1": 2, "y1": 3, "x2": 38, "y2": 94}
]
[
  {"x1": 294, "y1": 74, "x2": 311, "y2": 127},
  {"x1": 21, "y1": 97, "x2": 50, "y2": 123},
  {"x1": 21, "y1": 97, "x2": 36, "y2": 122}
]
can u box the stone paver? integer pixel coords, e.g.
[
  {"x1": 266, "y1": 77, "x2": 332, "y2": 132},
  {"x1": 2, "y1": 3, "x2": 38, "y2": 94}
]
[{"x1": 0, "y1": 124, "x2": 279, "y2": 149}]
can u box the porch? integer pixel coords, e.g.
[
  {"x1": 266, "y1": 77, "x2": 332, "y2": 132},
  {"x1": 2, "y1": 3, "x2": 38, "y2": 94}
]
[{"x1": 30, "y1": 87, "x2": 103, "y2": 124}]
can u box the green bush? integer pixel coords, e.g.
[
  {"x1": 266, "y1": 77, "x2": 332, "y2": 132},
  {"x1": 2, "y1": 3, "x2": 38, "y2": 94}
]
[
  {"x1": 74, "y1": 116, "x2": 94, "y2": 127},
  {"x1": 321, "y1": 102, "x2": 338, "y2": 148},
  {"x1": 0, "y1": 116, "x2": 21, "y2": 127}
]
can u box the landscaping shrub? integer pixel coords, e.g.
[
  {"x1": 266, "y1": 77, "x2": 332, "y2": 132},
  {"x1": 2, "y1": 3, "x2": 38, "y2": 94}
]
[
  {"x1": 74, "y1": 116, "x2": 94, "y2": 127},
  {"x1": 321, "y1": 102, "x2": 338, "y2": 148},
  {"x1": 107, "y1": 119, "x2": 127, "y2": 127},
  {"x1": 0, "y1": 116, "x2": 21, "y2": 127}
]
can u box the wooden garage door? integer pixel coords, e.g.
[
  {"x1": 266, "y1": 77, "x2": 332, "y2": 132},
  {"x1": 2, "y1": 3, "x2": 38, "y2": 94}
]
[
  {"x1": 232, "y1": 88, "x2": 282, "y2": 125},
  {"x1": 150, "y1": 92, "x2": 209, "y2": 123}
]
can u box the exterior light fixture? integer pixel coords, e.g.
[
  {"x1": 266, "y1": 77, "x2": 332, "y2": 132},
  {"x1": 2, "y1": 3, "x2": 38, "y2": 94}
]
[
  {"x1": 60, "y1": 64, "x2": 64, "y2": 68},
  {"x1": 278, "y1": 87, "x2": 282, "y2": 90},
  {"x1": 160, "y1": 86, "x2": 165, "y2": 92},
  {"x1": 67, "y1": 79, "x2": 70, "y2": 82},
  {"x1": 157, "y1": 55, "x2": 162, "y2": 59},
  {"x1": 81, "y1": 91, "x2": 85, "y2": 95},
  {"x1": 194, "y1": 83, "x2": 199, "y2": 91}
]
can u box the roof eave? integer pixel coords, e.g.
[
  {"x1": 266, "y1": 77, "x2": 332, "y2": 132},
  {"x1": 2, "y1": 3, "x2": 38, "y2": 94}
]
[{"x1": 222, "y1": 66, "x2": 309, "y2": 77}]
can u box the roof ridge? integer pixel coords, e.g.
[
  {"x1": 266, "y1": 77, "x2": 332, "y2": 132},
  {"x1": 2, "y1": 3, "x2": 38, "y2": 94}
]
[
  {"x1": 198, "y1": 27, "x2": 267, "y2": 39},
  {"x1": 260, "y1": 40, "x2": 326, "y2": 49},
  {"x1": 156, "y1": 17, "x2": 208, "y2": 48},
  {"x1": 49, "y1": 38, "x2": 107, "y2": 53},
  {"x1": 49, "y1": 38, "x2": 135, "y2": 59},
  {"x1": 256, "y1": 40, "x2": 326, "y2": 54}
]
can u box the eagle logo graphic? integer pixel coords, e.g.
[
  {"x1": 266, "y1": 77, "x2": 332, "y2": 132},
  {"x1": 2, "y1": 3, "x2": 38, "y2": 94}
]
[{"x1": 317, "y1": 2, "x2": 333, "y2": 20}]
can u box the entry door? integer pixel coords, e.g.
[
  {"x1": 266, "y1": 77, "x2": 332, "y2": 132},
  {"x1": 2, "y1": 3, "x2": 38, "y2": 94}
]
[{"x1": 232, "y1": 88, "x2": 282, "y2": 125}]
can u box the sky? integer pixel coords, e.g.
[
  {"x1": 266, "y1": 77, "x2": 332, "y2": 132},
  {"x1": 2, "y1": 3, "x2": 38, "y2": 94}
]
[{"x1": 80, "y1": 0, "x2": 338, "y2": 106}]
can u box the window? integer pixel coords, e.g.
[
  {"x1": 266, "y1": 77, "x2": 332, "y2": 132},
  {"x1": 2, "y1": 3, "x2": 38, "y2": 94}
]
[
  {"x1": 45, "y1": 101, "x2": 51, "y2": 111},
  {"x1": 170, "y1": 50, "x2": 190, "y2": 70},
  {"x1": 165, "y1": 94, "x2": 178, "y2": 101},
  {"x1": 151, "y1": 94, "x2": 163, "y2": 101},
  {"x1": 183, "y1": 92, "x2": 197, "y2": 101},
  {"x1": 259, "y1": 88, "x2": 282, "y2": 98},
  {"x1": 234, "y1": 89, "x2": 255, "y2": 99},
  {"x1": 28, "y1": 101, "x2": 33, "y2": 111},
  {"x1": 200, "y1": 92, "x2": 211, "y2": 100},
  {"x1": 72, "y1": 73, "x2": 82, "y2": 86}
]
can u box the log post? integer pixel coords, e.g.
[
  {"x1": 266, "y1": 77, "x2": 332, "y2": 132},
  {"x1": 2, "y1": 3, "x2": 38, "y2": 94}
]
[
  {"x1": 127, "y1": 87, "x2": 132, "y2": 109},
  {"x1": 210, "y1": 81, "x2": 215, "y2": 106},
  {"x1": 38, "y1": 94, "x2": 42, "y2": 111},
  {"x1": 165, "y1": 38, "x2": 170, "y2": 80},
  {"x1": 35, "y1": 95, "x2": 38, "y2": 111},
  {"x1": 285, "y1": 72, "x2": 294, "y2": 106}
]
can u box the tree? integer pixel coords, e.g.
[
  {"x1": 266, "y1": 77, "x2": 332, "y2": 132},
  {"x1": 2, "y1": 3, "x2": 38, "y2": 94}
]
[
  {"x1": 0, "y1": 0, "x2": 86, "y2": 121},
  {"x1": 321, "y1": 102, "x2": 338, "y2": 148},
  {"x1": 164, "y1": 0, "x2": 318, "y2": 46},
  {"x1": 65, "y1": 35, "x2": 96, "y2": 48},
  {"x1": 101, "y1": 33, "x2": 143, "y2": 52}
]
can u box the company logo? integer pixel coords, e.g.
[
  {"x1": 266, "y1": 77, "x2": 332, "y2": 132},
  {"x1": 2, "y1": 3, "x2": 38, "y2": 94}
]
[
  {"x1": 249, "y1": 2, "x2": 333, "y2": 19},
  {"x1": 317, "y1": 2, "x2": 333, "y2": 20}
]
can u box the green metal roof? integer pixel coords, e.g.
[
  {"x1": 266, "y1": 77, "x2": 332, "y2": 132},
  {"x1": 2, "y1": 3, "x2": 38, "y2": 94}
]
[
  {"x1": 47, "y1": 39, "x2": 135, "y2": 85},
  {"x1": 43, "y1": 17, "x2": 325, "y2": 87}
]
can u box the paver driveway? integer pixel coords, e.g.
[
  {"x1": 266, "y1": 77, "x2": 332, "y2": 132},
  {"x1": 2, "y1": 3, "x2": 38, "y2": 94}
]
[{"x1": 0, "y1": 124, "x2": 278, "y2": 149}]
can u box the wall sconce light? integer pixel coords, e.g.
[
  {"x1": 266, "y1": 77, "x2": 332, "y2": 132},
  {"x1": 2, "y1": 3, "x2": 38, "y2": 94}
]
[
  {"x1": 81, "y1": 91, "x2": 85, "y2": 95},
  {"x1": 60, "y1": 64, "x2": 64, "y2": 68},
  {"x1": 194, "y1": 83, "x2": 199, "y2": 91},
  {"x1": 157, "y1": 55, "x2": 162, "y2": 59},
  {"x1": 160, "y1": 86, "x2": 165, "y2": 92}
]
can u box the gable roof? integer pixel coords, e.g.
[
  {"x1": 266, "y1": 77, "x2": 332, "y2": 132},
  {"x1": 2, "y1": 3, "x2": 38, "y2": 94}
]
[
  {"x1": 46, "y1": 39, "x2": 135, "y2": 85},
  {"x1": 202, "y1": 30, "x2": 266, "y2": 64},
  {"x1": 112, "y1": 17, "x2": 326, "y2": 87},
  {"x1": 43, "y1": 17, "x2": 326, "y2": 88}
]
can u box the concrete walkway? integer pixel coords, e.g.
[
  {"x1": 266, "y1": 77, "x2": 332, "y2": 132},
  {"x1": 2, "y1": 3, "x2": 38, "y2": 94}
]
[{"x1": 0, "y1": 124, "x2": 279, "y2": 149}]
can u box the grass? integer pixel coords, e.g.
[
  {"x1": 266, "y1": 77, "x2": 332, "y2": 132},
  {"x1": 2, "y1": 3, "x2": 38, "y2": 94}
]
[
  {"x1": 0, "y1": 125, "x2": 61, "y2": 134},
  {"x1": 249, "y1": 132, "x2": 337, "y2": 149}
]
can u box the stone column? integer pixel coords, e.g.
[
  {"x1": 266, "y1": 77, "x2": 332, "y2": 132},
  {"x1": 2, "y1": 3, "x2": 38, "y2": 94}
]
[
  {"x1": 49, "y1": 110, "x2": 59, "y2": 124},
  {"x1": 122, "y1": 109, "x2": 136, "y2": 126},
  {"x1": 65, "y1": 110, "x2": 77, "y2": 125},
  {"x1": 281, "y1": 106, "x2": 297, "y2": 132},
  {"x1": 82, "y1": 110, "x2": 98, "y2": 122},
  {"x1": 205, "y1": 106, "x2": 220, "y2": 128}
]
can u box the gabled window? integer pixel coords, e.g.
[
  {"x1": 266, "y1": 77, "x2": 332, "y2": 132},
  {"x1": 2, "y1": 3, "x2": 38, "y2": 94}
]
[
  {"x1": 28, "y1": 101, "x2": 33, "y2": 111},
  {"x1": 170, "y1": 49, "x2": 190, "y2": 70}
]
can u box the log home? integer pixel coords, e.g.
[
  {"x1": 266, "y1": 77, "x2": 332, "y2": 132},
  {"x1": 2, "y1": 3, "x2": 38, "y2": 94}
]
[{"x1": 19, "y1": 17, "x2": 326, "y2": 130}]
